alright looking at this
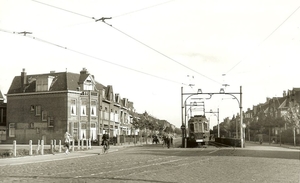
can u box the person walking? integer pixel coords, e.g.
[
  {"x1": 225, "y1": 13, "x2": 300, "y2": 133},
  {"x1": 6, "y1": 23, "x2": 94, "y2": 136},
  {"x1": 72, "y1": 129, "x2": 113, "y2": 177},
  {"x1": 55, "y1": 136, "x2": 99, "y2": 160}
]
[{"x1": 64, "y1": 131, "x2": 71, "y2": 155}]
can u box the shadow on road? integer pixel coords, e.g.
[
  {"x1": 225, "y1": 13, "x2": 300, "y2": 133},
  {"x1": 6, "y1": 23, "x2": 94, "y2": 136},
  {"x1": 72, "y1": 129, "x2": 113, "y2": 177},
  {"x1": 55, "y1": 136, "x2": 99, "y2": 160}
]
[{"x1": 122, "y1": 144, "x2": 300, "y2": 160}]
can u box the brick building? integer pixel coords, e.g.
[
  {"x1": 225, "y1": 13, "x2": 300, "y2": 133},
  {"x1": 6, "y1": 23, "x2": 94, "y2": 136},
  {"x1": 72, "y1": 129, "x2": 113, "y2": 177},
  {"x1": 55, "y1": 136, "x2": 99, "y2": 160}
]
[
  {"x1": 6, "y1": 68, "x2": 135, "y2": 144},
  {"x1": 0, "y1": 90, "x2": 7, "y2": 142}
]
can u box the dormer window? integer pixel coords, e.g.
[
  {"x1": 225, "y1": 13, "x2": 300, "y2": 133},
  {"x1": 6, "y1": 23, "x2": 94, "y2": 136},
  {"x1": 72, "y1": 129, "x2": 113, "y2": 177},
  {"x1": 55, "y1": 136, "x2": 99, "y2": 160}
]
[
  {"x1": 36, "y1": 76, "x2": 55, "y2": 92},
  {"x1": 83, "y1": 77, "x2": 94, "y2": 90}
]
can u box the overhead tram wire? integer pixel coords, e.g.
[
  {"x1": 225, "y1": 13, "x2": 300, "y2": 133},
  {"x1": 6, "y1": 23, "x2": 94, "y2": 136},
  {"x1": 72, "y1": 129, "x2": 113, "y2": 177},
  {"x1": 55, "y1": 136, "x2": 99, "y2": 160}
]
[
  {"x1": 0, "y1": 28, "x2": 186, "y2": 86},
  {"x1": 112, "y1": 0, "x2": 176, "y2": 19},
  {"x1": 101, "y1": 21, "x2": 222, "y2": 85},
  {"x1": 225, "y1": 5, "x2": 300, "y2": 75},
  {"x1": 32, "y1": 0, "x2": 176, "y2": 20},
  {"x1": 32, "y1": 0, "x2": 94, "y2": 20},
  {"x1": 32, "y1": 0, "x2": 223, "y2": 85}
]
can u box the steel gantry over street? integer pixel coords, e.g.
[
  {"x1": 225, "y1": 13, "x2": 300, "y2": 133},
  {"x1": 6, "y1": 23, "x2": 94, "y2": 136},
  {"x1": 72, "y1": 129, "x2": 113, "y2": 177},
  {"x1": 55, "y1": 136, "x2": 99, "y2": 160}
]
[
  {"x1": 205, "y1": 108, "x2": 220, "y2": 138},
  {"x1": 181, "y1": 86, "x2": 243, "y2": 148}
]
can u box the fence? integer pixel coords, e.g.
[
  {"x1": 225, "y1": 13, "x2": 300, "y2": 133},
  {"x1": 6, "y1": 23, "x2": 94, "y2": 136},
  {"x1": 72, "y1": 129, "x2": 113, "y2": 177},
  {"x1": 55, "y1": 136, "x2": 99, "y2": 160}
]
[{"x1": 10, "y1": 138, "x2": 93, "y2": 157}]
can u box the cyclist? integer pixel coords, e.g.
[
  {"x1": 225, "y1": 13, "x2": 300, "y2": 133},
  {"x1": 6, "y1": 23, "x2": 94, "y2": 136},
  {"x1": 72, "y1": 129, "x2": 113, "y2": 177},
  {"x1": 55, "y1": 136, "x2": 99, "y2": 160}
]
[{"x1": 101, "y1": 131, "x2": 109, "y2": 154}]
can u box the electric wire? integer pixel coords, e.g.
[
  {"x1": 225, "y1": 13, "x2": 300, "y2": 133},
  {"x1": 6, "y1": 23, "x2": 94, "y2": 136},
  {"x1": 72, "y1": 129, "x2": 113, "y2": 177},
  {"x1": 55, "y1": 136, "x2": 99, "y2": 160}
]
[
  {"x1": 225, "y1": 5, "x2": 300, "y2": 75},
  {"x1": 0, "y1": 28, "x2": 187, "y2": 86},
  {"x1": 102, "y1": 21, "x2": 222, "y2": 85},
  {"x1": 31, "y1": 0, "x2": 223, "y2": 85},
  {"x1": 32, "y1": 0, "x2": 94, "y2": 20},
  {"x1": 112, "y1": 0, "x2": 176, "y2": 18}
]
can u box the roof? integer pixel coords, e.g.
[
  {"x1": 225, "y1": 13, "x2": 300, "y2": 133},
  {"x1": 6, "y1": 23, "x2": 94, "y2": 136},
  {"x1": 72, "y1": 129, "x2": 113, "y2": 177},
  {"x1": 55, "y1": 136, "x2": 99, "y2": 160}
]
[
  {"x1": 7, "y1": 71, "x2": 105, "y2": 94},
  {"x1": 278, "y1": 99, "x2": 287, "y2": 109},
  {"x1": 0, "y1": 90, "x2": 3, "y2": 100}
]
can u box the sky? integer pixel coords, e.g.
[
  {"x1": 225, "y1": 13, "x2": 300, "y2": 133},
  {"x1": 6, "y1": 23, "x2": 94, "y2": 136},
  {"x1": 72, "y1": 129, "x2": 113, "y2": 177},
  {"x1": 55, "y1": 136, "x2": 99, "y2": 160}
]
[{"x1": 0, "y1": 0, "x2": 300, "y2": 129}]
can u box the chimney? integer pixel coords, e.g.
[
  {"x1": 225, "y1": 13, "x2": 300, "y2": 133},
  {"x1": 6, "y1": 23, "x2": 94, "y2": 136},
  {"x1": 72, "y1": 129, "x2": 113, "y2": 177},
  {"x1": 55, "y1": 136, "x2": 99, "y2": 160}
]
[
  {"x1": 283, "y1": 90, "x2": 286, "y2": 97},
  {"x1": 80, "y1": 68, "x2": 89, "y2": 75},
  {"x1": 21, "y1": 68, "x2": 27, "y2": 92}
]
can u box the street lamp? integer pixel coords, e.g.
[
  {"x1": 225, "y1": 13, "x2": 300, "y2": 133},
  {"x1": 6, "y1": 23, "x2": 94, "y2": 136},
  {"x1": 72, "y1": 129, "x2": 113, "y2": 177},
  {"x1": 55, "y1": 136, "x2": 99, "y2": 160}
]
[
  {"x1": 181, "y1": 86, "x2": 243, "y2": 148},
  {"x1": 205, "y1": 108, "x2": 219, "y2": 138}
]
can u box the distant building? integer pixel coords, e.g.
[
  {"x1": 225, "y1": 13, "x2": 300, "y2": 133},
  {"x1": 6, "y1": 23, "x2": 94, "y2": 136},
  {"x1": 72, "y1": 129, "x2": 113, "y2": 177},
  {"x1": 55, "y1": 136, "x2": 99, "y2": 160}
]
[
  {"x1": 0, "y1": 90, "x2": 7, "y2": 142},
  {"x1": 5, "y1": 68, "x2": 135, "y2": 144}
]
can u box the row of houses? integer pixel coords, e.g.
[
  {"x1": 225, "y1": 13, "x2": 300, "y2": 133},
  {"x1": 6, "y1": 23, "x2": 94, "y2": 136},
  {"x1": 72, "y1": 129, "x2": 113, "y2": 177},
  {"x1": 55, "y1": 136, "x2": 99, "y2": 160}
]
[
  {"x1": 217, "y1": 88, "x2": 300, "y2": 142},
  {"x1": 0, "y1": 68, "x2": 157, "y2": 144}
]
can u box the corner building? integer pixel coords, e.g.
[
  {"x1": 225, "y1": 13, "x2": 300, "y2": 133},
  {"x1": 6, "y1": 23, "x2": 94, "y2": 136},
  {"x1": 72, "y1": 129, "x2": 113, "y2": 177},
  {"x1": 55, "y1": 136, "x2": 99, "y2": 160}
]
[{"x1": 6, "y1": 68, "x2": 135, "y2": 144}]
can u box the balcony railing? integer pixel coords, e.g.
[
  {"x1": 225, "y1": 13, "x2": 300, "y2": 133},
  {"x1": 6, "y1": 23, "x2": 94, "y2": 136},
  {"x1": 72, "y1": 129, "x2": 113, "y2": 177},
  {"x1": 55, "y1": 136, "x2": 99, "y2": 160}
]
[{"x1": 80, "y1": 91, "x2": 98, "y2": 96}]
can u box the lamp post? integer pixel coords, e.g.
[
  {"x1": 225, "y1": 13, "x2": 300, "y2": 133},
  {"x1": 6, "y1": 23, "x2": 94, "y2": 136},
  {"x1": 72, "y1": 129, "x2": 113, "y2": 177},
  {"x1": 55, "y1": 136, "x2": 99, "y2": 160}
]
[
  {"x1": 181, "y1": 86, "x2": 243, "y2": 148},
  {"x1": 242, "y1": 123, "x2": 246, "y2": 145},
  {"x1": 181, "y1": 87, "x2": 204, "y2": 148},
  {"x1": 205, "y1": 108, "x2": 219, "y2": 138}
]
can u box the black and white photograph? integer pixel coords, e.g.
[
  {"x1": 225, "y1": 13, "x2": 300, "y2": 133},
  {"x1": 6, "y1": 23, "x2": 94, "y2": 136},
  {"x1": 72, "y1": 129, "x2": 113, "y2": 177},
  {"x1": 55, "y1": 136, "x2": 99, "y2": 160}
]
[{"x1": 0, "y1": 0, "x2": 299, "y2": 182}]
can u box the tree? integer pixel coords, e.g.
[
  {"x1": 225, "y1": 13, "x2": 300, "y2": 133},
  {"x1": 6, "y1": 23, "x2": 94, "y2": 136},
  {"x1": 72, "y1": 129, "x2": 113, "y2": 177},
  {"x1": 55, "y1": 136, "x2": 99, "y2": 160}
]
[
  {"x1": 174, "y1": 128, "x2": 182, "y2": 136},
  {"x1": 283, "y1": 101, "x2": 300, "y2": 146}
]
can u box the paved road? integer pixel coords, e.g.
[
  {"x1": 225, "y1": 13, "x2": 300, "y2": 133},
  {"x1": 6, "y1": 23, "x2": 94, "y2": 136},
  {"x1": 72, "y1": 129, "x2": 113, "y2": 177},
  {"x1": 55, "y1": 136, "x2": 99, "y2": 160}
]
[{"x1": 0, "y1": 141, "x2": 299, "y2": 183}]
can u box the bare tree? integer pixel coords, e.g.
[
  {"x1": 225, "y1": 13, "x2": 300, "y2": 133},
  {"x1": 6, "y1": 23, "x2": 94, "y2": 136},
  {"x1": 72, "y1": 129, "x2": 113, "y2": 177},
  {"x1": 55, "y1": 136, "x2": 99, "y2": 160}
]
[{"x1": 283, "y1": 101, "x2": 300, "y2": 146}]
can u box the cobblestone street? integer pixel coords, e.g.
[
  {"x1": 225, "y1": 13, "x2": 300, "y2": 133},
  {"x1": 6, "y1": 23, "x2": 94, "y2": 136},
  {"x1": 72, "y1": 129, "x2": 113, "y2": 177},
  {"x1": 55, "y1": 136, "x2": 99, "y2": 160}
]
[{"x1": 0, "y1": 143, "x2": 299, "y2": 183}]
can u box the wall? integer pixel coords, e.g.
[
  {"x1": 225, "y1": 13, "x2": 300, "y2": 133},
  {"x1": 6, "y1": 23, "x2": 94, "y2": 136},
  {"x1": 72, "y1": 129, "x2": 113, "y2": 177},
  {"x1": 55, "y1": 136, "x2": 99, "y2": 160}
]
[{"x1": 7, "y1": 92, "x2": 69, "y2": 144}]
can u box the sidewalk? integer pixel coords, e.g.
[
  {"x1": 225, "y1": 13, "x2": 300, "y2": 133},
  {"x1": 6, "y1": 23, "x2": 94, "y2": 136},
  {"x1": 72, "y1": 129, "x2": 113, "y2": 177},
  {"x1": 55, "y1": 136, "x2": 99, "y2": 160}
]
[
  {"x1": 0, "y1": 143, "x2": 141, "y2": 166},
  {"x1": 245, "y1": 141, "x2": 300, "y2": 151}
]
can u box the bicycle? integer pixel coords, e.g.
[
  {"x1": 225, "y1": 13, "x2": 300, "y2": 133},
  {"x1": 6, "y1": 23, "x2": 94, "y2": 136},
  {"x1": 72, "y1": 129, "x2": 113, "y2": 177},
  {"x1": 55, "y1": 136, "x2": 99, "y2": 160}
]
[
  {"x1": 102, "y1": 141, "x2": 108, "y2": 154},
  {"x1": 98, "y1": 140, "x2": 109, "y2": 155}
]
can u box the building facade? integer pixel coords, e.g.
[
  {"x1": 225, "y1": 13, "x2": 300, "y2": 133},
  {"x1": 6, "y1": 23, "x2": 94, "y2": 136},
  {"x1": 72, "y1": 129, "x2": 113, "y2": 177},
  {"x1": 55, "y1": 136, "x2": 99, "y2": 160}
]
[
  {"x1": 0, "y1": 90, "x2": 7, "y2": 142},
  {"x1": 6, "y1": 68, "x2": 134, "y2": 144}
]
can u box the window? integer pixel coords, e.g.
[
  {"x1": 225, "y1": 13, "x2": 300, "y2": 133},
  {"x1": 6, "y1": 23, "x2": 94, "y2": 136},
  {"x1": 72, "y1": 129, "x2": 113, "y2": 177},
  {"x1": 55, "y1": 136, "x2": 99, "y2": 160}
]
[
  {"x1": 9, "y1": 123, "x2": 15, "y2": 137},
  {"x1": 42, "y1": 111, "x2": 47, "y2": 121},
  {"x1": 35, "y1": 105, "x2": 41, "y2": 116},
  {"x1": 71, "y1": 99, "x2": 77, "y2": 115},
  {"x1": 91, "y1": 106, "x2": 96, "y2": 116},
  {"x1": 102, "y1": 89, "x2": 106, "y2": 99},
  {"x1": 0, "y1": 108, "x2": 4, "y2": 124},
  {"x1": 36, "y1": 77, "x2": 48, "y2": 91},
  {"x1": 81, "y1": 106, "x2": 87, "y2": 116},
  {"x1": 48, "y1": 117, "x2": 54, "y2": 127},
  {"x1": 73, "y1": 129, "x2": 78, "y2": 140},
  {"x1": 83, "y1": 79, "x2": 93, "y2": 90},
  {"x1": 91, "y1": 100, "x2": 97, "y2": 116},
  {"x1": 74, "y1": 122, "x2": 78, "y2": 129},
  {"x1": 30, "y1": 122, "x2": 34, "y2": 129},
  {"x1": 81, "y1": 123, "x2": 86, "y2": 129},
  {"x1": 30, "y1": 105, "x2": 35, "y2": 112}
]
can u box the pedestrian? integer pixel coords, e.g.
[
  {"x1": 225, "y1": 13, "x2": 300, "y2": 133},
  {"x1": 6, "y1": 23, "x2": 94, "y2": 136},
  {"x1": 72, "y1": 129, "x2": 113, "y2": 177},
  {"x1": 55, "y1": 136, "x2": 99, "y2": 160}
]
[
  {"x1": 64, "y1": 131, "x2": 71, "y2": 155},
  {"x1": 113, "y1": 135, "x2": 117, "y2": 146}
]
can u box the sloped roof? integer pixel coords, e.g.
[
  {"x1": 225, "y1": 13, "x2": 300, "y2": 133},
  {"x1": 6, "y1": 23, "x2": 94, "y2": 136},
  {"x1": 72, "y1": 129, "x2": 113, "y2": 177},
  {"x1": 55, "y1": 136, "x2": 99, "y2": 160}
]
[
  {"x1": 0, "y1": 90, "x2": 4, "y2": 100},
  {"x1": 95, "y1": 81, "x2": 105, "y2": 91},
  {"x1": 105, "y1": 85, "x2": 113, "y2": 99},
  {"x1": 292, "y1": 88, "x2": 300, "y2": 91},
  {"x1": 78, "y1": 74, "x2": 89, "y2": 85},
  {"x1": 8, "y1": 72, "x2": 72, "y2": 94},
  {"x1": 7, "y1": 71, "x2": 105, "y2": 94},
  {"x1": 278, "y1": 99, "x2": 287, "y2": 109}
]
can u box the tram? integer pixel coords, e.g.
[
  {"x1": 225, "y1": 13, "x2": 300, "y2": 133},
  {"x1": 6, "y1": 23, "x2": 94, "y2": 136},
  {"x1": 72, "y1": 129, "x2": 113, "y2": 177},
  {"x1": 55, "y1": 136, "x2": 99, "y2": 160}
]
[{"x1": 187, "y1": 115, "x2": 210, "y2": 147}]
